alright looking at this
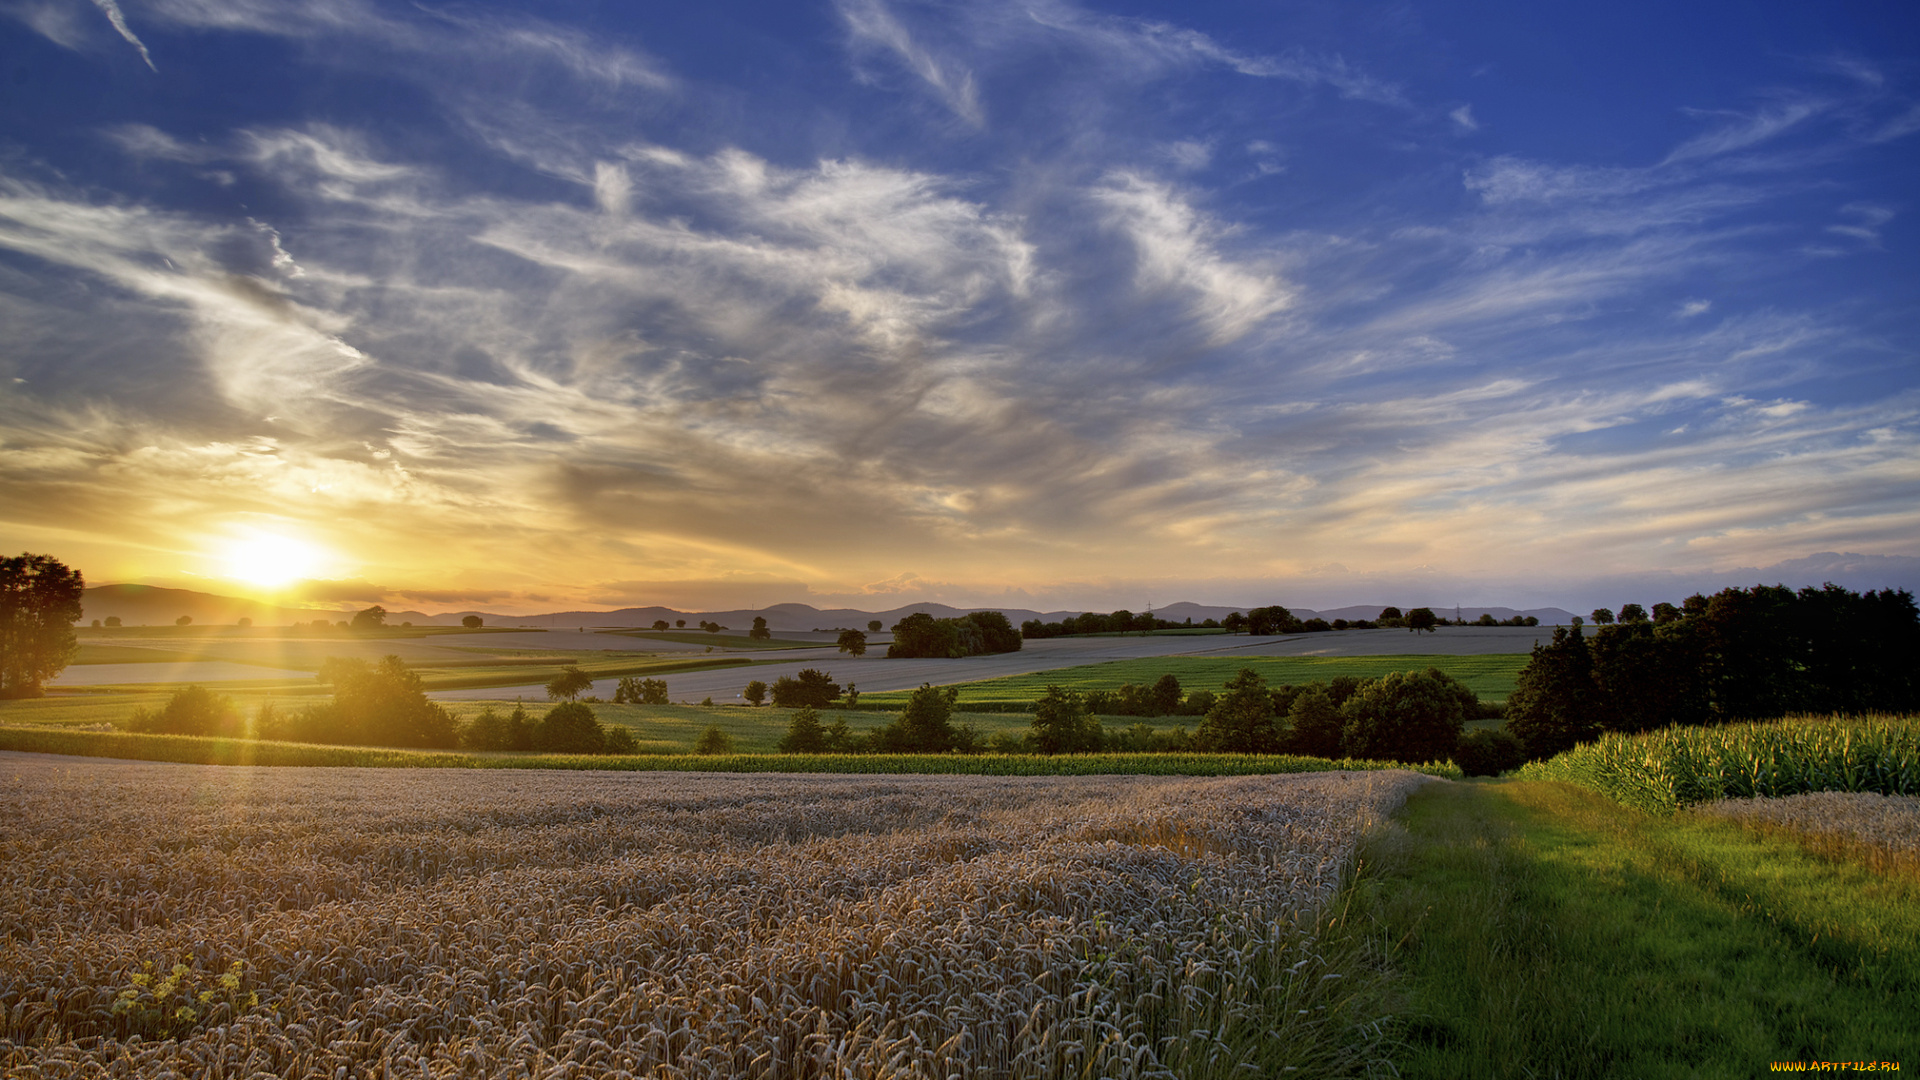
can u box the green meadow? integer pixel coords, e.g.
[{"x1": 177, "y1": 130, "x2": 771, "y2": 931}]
[{"x1": 857, "y1": 653, "x2": 1528, "y2": 707}]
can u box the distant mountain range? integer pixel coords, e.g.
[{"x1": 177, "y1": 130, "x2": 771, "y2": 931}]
[{"x1": 79, "y1": 584, "x2": 1577, "y2": 630}]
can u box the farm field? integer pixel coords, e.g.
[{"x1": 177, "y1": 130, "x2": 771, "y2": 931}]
[
  {"x1": 857, "y1": 654, "x2": 1529, "y2": 708},
  {"x1": 0, "y1": 754, "x2": 1431, "y2": 1078},
  {"x1": 1356, "y1": 779, "x2": 1920, "y2": 1077}
]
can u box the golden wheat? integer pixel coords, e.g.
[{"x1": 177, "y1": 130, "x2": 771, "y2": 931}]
[
  {"x1": 1696, "y1": 790, "x2": 1920, "y2": 879},
  {"x1": 0, "y1": 753, "x2": 1429, "y2": 1078}
]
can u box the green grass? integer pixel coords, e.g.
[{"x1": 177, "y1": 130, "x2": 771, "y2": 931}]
[
  {"x1": 597, "y1": 629, "x2": 824, "y2": 650},
  {"x1": 0, "y1": 725, "x2": 1460, "y2": 777},
  {"x1": 1347, "y1": 779, "x2": 1919, "y2": 1078},
  {"x1": 858, "y1": 654, "x2": 1528, "y2": 708},
  {"x1": 1516, "y1": 715, "x2": 1920, "y2": 814}
]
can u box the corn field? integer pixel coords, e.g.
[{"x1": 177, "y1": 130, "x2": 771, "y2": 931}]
[
  {"x1": 1515, "y1": 715, "x2": 1920, "y2": 814},
  {"x1": 0, "y1": 754, "x2": 1431, "y2": 1078}
]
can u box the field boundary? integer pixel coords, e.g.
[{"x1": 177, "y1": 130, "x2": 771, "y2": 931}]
[{"x1": 0, "y1": 726, "x2": 1461, "y2": 777}]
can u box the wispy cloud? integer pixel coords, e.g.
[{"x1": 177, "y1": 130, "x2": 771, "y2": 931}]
[
  {"x1": 89, "y1": 0, "x2": 155, "y2": 69},
  {"x1": 837, "y1": 0, "x2": 984, "y2": 126},
  {"x1": 1663, "y1": 99, "x2": 1826, "y2": 164}
]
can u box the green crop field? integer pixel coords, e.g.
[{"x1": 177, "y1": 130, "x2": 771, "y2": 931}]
[
  {"x1": 598, "y1": 629, "x2": 823, "y2": 650},
  {"x1": 859, "y1": 654, "x2": 1528, "y2": 708}
]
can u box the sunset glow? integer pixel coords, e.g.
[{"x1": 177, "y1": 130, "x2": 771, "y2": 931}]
[{"x1": 0, "y1": 0, "x2": 1915, "y2": 614}]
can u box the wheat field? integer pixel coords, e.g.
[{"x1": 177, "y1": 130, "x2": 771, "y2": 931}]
[{"x1": 0, "y1": 753, "x2": 1430, "y2": 1078}]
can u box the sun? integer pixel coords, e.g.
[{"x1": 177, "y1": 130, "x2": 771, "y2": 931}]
[{"x1": 220, "y1": 532, "x2": 325, "y2": 589}]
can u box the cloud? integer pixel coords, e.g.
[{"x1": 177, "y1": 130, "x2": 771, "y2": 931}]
[
  {"x1": 1676, "y1": 299, "x2": 1711, "y2": 318},
  {"x1": 1019, "y1": 0, "x2": 1406, "y2": 105},
  {"x1": 89, "y1": 0, "x2": 155, "y2": 69},
  {"x1": 1450, "y1": 105, "x2": 1477, "y2": 132},
  {"x1": 1663, "y1": 99, "x2": 1825, "y2": 164},
  {"x1": 837, "y1": 0, "x2": 984, "y2": 127}
]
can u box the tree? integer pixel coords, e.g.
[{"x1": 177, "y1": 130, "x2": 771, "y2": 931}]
[
  {"x1": 1505, "y1": 626, "x2": 1601, "y2": 759},
  {"x1": 1194, "y1": 669, "x2": 1281, "y2": 753},
  {"x1": 1340, "y1": 669, "x2": 1470, "y2": 764},
  {"x1": 104, "y1": 616, "x2": 122, "y2": 628},
  {"x1": 750, "y1": 616, "x2": 772, "y2": 641},
  {"x1": 176, "y1": 615, "x2": 192, "y2": 627},
  {"x1": 873, "y1": 683, "x2": 963, "y2": 753},
  {"x1": 306, "y1": 655, "x2": 458, "y2": 748},
  {"x1": 1221, "y1": 611, "x2": 1247, "y2": 633},
  {"x1": 1246, "y1": 606, "x2": 1302, "y2": 635},
  {"x1": 238, "y1": 616, "x2": 253, "y2": 628},
  {"x1": 1283, "y1": 684, "x2": 1344, "y2": 758},
  {"x1": 614, "y1": 676, "x2": 669, "y2": 704},
  {"x1": 887, "y1": 612, "x2": 959, "y2": 658},
  {"x1": 1406, "y1": 607, "x2": 1439, "y2": 633},
  {"x1": 127, "y1": 685, "x2": 238, "y2": 737},
  {"x1": 676, "y1": 619, "x2": 687, "y2": 628},
  {"x1": 837, "y1": 628, "x2": 868, "y2": 657},
  {"x1": 743, "y1": 680, "x2": 768, "y2": 706},
  {"x1": 1454, "y1": 729, "x2": 1526, "y2": 777},
  {"x1": 351, "y1": 605, "x2": 388, "y2": 631},
  {"x1": 694, "y1": 725, "x2": 733, "y2": 754},
  {"x1": 652, "y1": 619, "x2": 670, "y2": 631},
  {"x1": 1617, "y1": 603, "x2": 1648, "y2": 624},
  {"x1": 545, "y1": 666, "x2": 594, "y2": 701},
  {"x1": 1030, "y1": 685, "x2": 1103, "y2": 754},
  {"x1": 0, "y1": 553, "x2": 85, "y2": 698},
  {"x1": 532, "y1": 701, "x2": 605, "y2": 754},
  {"x1": 1150, "y1": 673, "x2": 1183, "y2": 716},
  {"x1": 462, "y1": 615, "x2": 484, "y2": 629},
  {"x1": 1378, "y1": 606, "x2": 1403, "y2": 622},
  {"x1": 771, "y1": 668, "x2": 840, "y2": 708},
  {"x1": 1589, "y1": 607, "x2": 1615, "y2": 625},
  {"x1": 779, "y1": 706, "x2": 828, "y2": 753},
  {"x1": 868, "y1": 620, "x2": 883, "y2": 633}
]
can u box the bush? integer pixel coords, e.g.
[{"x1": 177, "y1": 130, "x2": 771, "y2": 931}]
[
  {"x1": 614, "y1": 677, "x2": 669, "y2": 704},
  {"x1": 602, "y1": 725, "x2": 640, "y2": 754},
  {"x1": 779, "y1": 707, "x2": 828, "y2": 753},
  {"x1": 694, "y1": 725, "x2": 733, "y2": 754},
  {"x1": 303, "y1": 656, "x2": 459, "y2": 748},
  {"x1": 1454, "y1": 729, "x2": 1527, "y2": 776},
  {"x1": 744, "y1": 680, "x2": 767, "y2": 706},
  {"x1": 461, "y1": 705, "x2": 535, "y2": 751},
  {"x1": 532, "y1": 702, "x2": 606, "y2": 754},
  {"x1": 1340, "y1": 668, "x2": 1471, "y2": 764},
  {"x1": 461, "y1": 615, "x2": 483, "y2": 628},
  {"x1": 126, "y1": 685, "x2": 238, "y2": 737},
  {"x1": 1030, "y1": 686, "x2": 1104, "y2": 754},
  {"x1": 872, "y1": 684, "x2": 968, "y2": 753},
  {"x1": 771, "y1": 669, "x2": 840, "y2": 708},
  {"x1": 1194, "y1": 669, "x2": 1281, "y2": 753},
  {"x1": 1283, "y1": 684, "x2": 1344, "y2": 759}
]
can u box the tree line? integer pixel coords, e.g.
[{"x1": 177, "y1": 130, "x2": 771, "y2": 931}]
[
  {"x1": 1019, "y1": 605, "x2": 1528, "y2": 638},
  {"x1": 1507, "y1": 584, "x2": 1920, "y2": 760}
]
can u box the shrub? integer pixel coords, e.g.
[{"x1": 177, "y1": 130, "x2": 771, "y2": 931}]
[
  {"x1": 602, "y1": 724, "x2": 640, "y2": 754},
  {"x1": 872, "y1": 684, "x2": 965, "y2": 753},
  {"x1": 1283, "y1": 684, "x2": 1344, "y2": 759},
  {"x1": 779, "y1": 707, "x2": 828, "y2": 753},
  {"x1": 533, "y1": 702, "x2": 606, "y2": 754},
  {"x1": 462, "y1": 706, "x2": 536, "y2": 751},
  {"x1": 771, "y1": 669, "x2": 840, "y2": 708},
  {"x1": 694, "y1": 725, "x2": 733, "y2": 754},
  {"x1": 744, "y1": 680, "x2": 767, "y2": 706},
  {"x1": 309, "y1": 656, "x2": 459, "y2": 748},
  {"x1": 614, "y1": 677, "x2": 670, "y2": 704},
  {"x1": 126, "y1": 685, "x2": 238, "y2": 737},
  {"x1": 1030, "y1": 686, "x2": 1104, "y2": 754},
  {"x1": 462, "y1": 615, "x2": 484, "y2": 628},
  {"x1": 1194, "y1": 669, "x2": 1281, "y2": 753},
  {"x1": 1340, "y1": 668, "x2": 1471, "y2": 764},
  {"x1": 1454, "y1": 729, "x2": 1527, "y2": 776}
]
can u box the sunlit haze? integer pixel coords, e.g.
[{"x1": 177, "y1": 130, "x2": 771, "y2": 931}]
[{"x1": 1, "y1": 0, "x2": 1916, "y2": 615}]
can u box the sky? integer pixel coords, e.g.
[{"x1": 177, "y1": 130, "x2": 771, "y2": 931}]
[{"x1": 1, "y1": 0, "x2": 1917, "y2": 616}]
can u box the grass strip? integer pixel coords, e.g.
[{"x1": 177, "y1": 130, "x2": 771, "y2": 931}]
[
  {"x1": 858, "y1": 654, "x2": 1528, "y2": 708},
  {"x1": 1349, "y1": 779, "x2": 1919, "y2": 1079},
  {"x1": 0, "y1": 725, "x2": 1459, "y2": 777}
]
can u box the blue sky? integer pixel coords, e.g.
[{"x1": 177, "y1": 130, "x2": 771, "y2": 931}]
[{"x1": 0, "y1": 0, "x2": 1916, "y2": 614}]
